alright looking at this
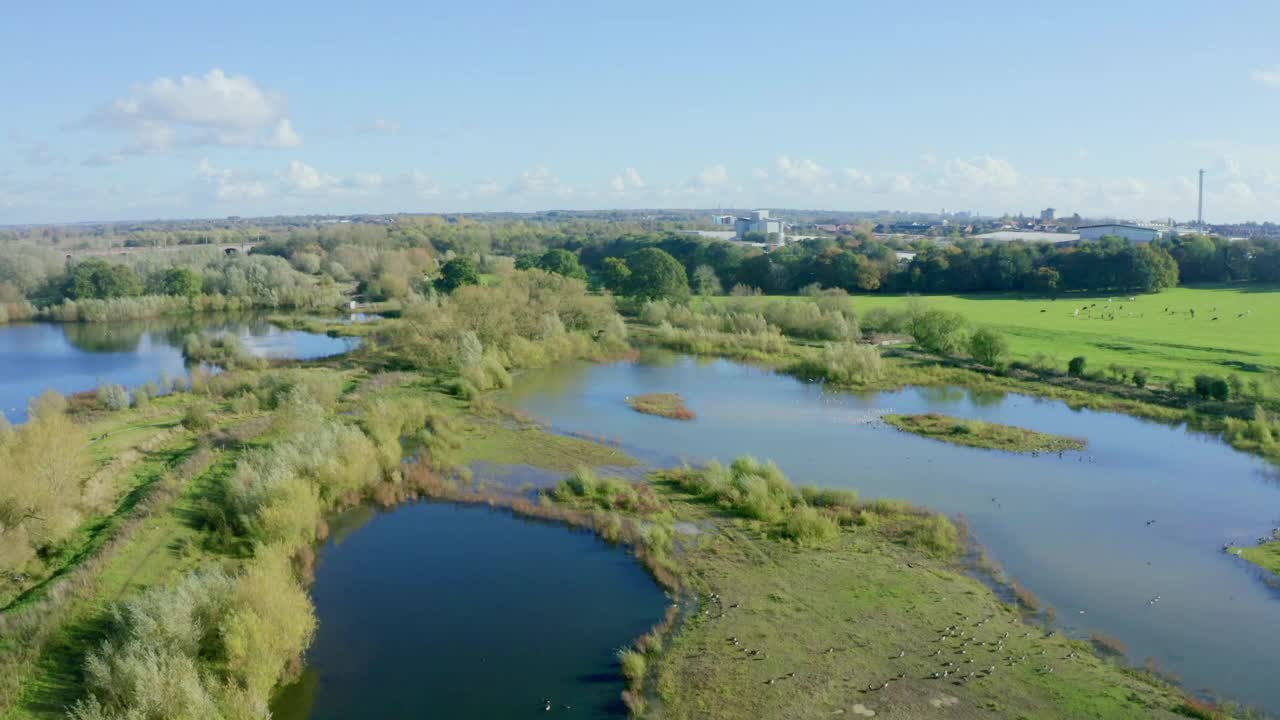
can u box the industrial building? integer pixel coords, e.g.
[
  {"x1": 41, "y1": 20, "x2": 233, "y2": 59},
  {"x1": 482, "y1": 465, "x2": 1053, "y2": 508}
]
[
  {"x1": 1077, "y1": 224, "x2": 1160, "y2": 243},
  {"x1": 734, "y1": 210, "x2": 786, "y2": 243}
]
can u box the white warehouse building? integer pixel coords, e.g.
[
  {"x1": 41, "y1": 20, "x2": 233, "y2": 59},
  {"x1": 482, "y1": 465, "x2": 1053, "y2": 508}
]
[
  {"x1": 734, "y1": 210, "x2": 786, "y2": 244},
  {"x1": 1077, "y1": 224, "x2": 1160, "y2": 243}
]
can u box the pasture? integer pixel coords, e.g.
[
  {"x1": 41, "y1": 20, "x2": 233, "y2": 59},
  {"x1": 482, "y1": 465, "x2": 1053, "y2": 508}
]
[{"x1": 718, "y1": 285, "x2": 1280, "y2": 384}]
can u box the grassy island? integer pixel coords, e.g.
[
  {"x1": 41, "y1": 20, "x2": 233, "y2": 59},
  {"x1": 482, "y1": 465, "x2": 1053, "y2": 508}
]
[
  {"x1": 626, "y1": 392, "x2": 696, "y2": 420},
  {"x1": 884, "y1": 413, "x2": 1087, "y2": 454}
]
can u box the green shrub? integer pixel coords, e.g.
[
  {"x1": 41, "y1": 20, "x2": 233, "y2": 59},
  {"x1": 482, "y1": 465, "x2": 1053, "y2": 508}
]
[
  {"x1": 1132, "y1": 369, "x2": 1149, "y2": 388},
  {"x1": 1067, "y1": 356, "x2": 1087, "y2": 378},
  {"x1": 783, "y1": 506, "x2": 840, "y2": 547},
  {"x1": 909, "y1": 514, "x2": 961, "y2": 557},
  {"x1": 181, "y1": 403, "x2": 214, "y2": 432},
  {"x1": 96, "y1": 383, "x2": 131, "y2": 411},
  {"x1": 968, "y1": 327, "x2": 1009, "y2": 367},
  {"x1": 617, "y1": 647, "x2": 647, "y2": 688}
]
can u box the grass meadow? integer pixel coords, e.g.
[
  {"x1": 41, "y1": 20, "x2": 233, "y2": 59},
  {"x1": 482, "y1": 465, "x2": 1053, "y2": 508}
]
[{"x1": 714, "y1": 284, "x2": 1280, "y2": 383}]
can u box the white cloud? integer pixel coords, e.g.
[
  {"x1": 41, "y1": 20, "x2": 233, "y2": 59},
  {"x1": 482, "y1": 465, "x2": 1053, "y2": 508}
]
[
  {"x1": 608, "y1": 167, "x2": 645, "y2": 193},
  {"x1": 266, "y1": 118, "x2": 303, "y2": 148},
  {"x1": 509, "y1": 166, "x2": 572, "y2": 196},
  {"x1": 695, "y1": 164, "x2": 728, "y2": 188},
  {"x1": 1251, "y1": 66, "x2": 1280, "y2": 88},
  {"x1": 282, "y1": 160, "x2": 337, "y2": 193},
  {"x1": 775, "y1": 155, "x2": 833, "y2": 188},
  {"x1": 82, "y1": 68, "x2": 300, "y2": 157},
  {"x1": 751, "y1": 168, "x2": 769, "y2": 180},
  {"x1": 196, "y1": 157, "x2": 269, "y2": 200},
  {"x1": 943, "y1": 155, "x2": 1019, "y2": 189}
]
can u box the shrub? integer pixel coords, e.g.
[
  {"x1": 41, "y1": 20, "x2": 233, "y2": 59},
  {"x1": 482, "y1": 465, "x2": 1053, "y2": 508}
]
[
  {"x1": 96, "y1": 383, "x2": 131, "y2": 411},
  {"x1": 796, "y1": 342, "x2": 883, "y2": 385},
  {"x1": 1193, "y1": 374, "x2": 1215, "y2": 399},
  {"x1": 783, "y1": 506, "x2": 840, "y2": 547},
  {"x1": 967, "y1": 327, "x2": 1009, "y2": 367},
  {"x1": 909, "y1": 514, "x2": 961, "y2": 557},
  {"x1": 1067, "y1": 356, "x2": 1087, "y2": 378},
  {"x1": 617, "y1": 647, "x2": 646, "y2": 689},
  {"x1": 909, "y1": 309, "x2": 968, "y2": 355},
  {"x1": 798, "y1": 486, "x2": 859, "y2": 509},
  {"x1": 1209, "y1": 377, "x2": 1230, "y2": 401},
  {"x1": 181, "y1": 402, "x2": 214, "y2": 432},
  {"x1": 1132, "y1": 369, "x2": 1149, "y2": 389}
]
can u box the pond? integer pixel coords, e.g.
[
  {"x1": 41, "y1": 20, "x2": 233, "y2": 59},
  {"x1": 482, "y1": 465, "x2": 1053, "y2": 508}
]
[
  {"x1": 0, "y1": 315, "x2": 358, "y2": 422},
  {"x1": 272, "y1": 502, "x2": 667, "y2": 719},
  {"x1": 501, "y1": 351, "x2": 1280, "y2": 713}
]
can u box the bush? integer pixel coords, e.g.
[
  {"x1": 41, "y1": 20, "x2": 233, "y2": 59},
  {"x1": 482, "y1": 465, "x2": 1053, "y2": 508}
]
[
  {"x1": 617, "y1": 647, "x2": 646, "y2": 689},
  {"x1": 1068, "y1": 356, "x2": 1087, "y2": 378},
  {"x1": 1131, "y1": 368, "x2": 1149, "y2": 389},
  {"x1": 783, "y1": 506, "x2": 840, "y2": 547},
  {"x1": 96, "y1": 383, "x2": 131, "y2": 411},
  {"x1": 1209, "y1": 377, "x2": 1230, "y2": 401},
  {"x1": 909, "y1": 309, "x2": 968, "y2": 355},
  {"x1": 794, "y1": 342, "x2": 883, "y2": 385},
  {"x1": 909, "y1": 514, "x2": 961, "y2": 557},
  {"x1": 72, "y1": 545, "x2": 315, "y2": 720},
  {"x1": 181, "y1": 403, "x2": 214, "y2": 432},
  {"x1": 967, "y1": 327, "x2": 1009, "y2": 367}
]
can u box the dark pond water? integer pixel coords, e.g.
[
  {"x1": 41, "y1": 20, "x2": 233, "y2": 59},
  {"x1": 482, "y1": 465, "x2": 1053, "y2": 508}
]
[
  {"x1": 0, "y1": 315, "x2": 357, "y2": 422},
  {"x1": 272, "y1": 502, "x2": 667, "y2": 719},
  {"x1": 500, "y1": 351, "x2": 1280, "y2": 712}
]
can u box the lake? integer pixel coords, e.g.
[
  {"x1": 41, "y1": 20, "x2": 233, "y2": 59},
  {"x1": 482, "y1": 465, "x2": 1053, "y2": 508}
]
[
  {"x1": 0, "y1": 315, "x2": 357, "y2": 423},
  {"x1": 501, "y1": 351, "x2": 1280, "y2": 712},
  {"x1": 271, "y1": 502, "x2": 667, "y2": 719}
]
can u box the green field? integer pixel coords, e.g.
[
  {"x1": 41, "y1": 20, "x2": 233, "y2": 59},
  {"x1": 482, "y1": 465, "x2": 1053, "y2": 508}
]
[{"x1": 719, "y1": 285, "x2": 1280, "y2": 384}]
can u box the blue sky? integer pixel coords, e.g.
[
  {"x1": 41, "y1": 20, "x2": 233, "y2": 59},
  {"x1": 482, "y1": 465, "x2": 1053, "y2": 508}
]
[{"x1": 4, "y1": 0, "x2": 1280, "y2": 224}]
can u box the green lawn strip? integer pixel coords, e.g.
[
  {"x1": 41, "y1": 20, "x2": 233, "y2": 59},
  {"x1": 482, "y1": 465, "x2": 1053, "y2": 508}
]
[
  {"x1": 453, "y1": 416, "x2": 636, "y2": 470},
  {"x1": 883, "y1": 413, "x2": 1086, "y2": 454},
  {"x1": 2, "y1": 437, "x2": 216, "y2": 718}
]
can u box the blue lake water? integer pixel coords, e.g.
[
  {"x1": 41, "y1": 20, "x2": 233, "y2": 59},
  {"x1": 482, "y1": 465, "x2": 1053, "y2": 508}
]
[
  {"x1": 502, "y1": 351, "x2": 1280, "y2": 712},
  {"x1": 0, "y1": 316, "x2": 356, "y2": 422},
  {"x1": 272, "y1": 502, "x2": 667, "y2": 719}
]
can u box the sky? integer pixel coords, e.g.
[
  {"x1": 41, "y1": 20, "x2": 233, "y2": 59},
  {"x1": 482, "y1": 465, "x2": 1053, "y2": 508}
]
[{"x1": 4, "y1": 0, "x2": 1280, "y2": 225}]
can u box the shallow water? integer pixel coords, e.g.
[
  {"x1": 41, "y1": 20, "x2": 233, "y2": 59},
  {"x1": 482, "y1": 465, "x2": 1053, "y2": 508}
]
[
  {"x1": 0, "y1": 315, "x2": 356, "y2": 422},
  {"x1": 502, "y1": 351, "x2": 1280, "y2": 712},
  {"x1": 272, "y1": 502, "x2": 667, "y2": 719}
]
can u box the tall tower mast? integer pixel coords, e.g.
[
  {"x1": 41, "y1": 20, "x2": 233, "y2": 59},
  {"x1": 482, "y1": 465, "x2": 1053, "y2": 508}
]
[{"x1": 1197, "y1": 169, "x2": 1205, "y2": 227}]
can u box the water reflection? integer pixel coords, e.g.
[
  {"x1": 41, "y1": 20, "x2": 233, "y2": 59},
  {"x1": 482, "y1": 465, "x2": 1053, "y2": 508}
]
[{"x1": 0, "y1": 314, "x2": 356, "y2": 423}]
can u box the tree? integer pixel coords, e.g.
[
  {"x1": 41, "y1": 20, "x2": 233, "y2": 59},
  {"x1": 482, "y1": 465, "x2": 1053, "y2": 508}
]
[
  {"x1": 146, "y1": 267, "x2": 202, "y2": 297},
  {"x1": 66, "y1": 259, "x2": 143, "y2": 300},
  {"x1": 537, "y1": 249, "x2": 587, "y2": 280},
  {"x1": 1210, "y1": 377, "x2": 1230, "y2": 402},
  {"x1": 1193, "y1": 374, "x2": 1215, "y2": 399},
  {"x1": 909, "y1": 309, "x2": 968, "y2": 356},
  {"x1": 1068, "y1": 356, "x2": 1087, "y2": 378},
  {"x1": 625, "y1": 248, "x2": 689, "y2": 302},
  {"x1": 968, "y1": 327, "x2": 1009, "y2": 367},
  {"x1": 691, "y1": 264, "x2": 723, "y2": 296},
  {"x1": 1132, "y1": 369, "x2": 1149, "y2": 388},
  {"x1": 434, "y1": 257, "x2": 480, "y2": 293},
  {"x1": 600, "y1": 257, "x2": 631, "y2": 293}
]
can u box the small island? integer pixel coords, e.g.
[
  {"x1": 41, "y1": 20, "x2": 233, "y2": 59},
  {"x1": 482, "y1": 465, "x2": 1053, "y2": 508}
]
[
  {"x1": 626, "y1": 392, "x2": 696, "y2": 420},
  {"x1": 884, "y1": 412, "x2": 1086, "y2": 454}
]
